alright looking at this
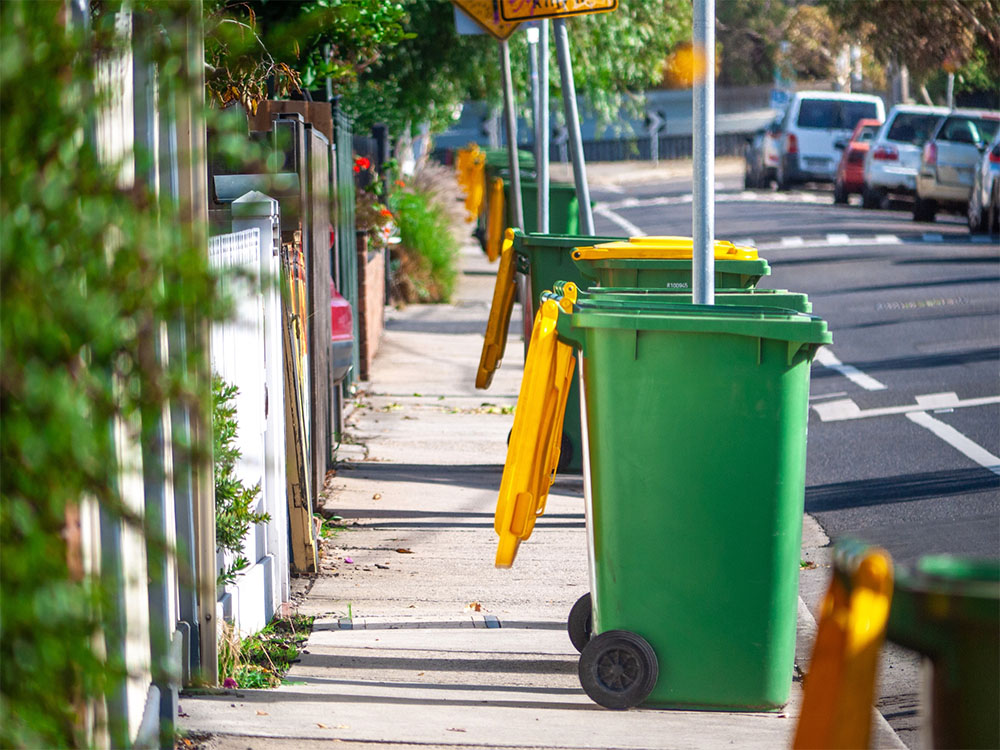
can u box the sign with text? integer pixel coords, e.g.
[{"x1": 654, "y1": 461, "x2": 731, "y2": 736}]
[
  {"x1": 451, "y1": 1, "x2": 521, "y2": 40},
  {"x1": 499, "y1": 0, "x2": 617, "y2": 22}
]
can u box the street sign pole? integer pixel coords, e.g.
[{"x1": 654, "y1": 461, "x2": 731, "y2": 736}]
[
  {"x1": 553, "y1": 19, "x2": 595, "y2": 236},
  {"x1": 537, "y1": 22, "x2": 550, "y2": 233},
  {"x1": 500, "y1": 38, "x2": 524, "y2": 231},
  {"x1": 692, "y1": 0, "x2": 715, "y2": 305}
]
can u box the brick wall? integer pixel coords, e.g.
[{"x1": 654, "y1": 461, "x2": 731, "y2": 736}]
[{"x1": 356, "y1": 232, "x2": 385, "y2": 381}]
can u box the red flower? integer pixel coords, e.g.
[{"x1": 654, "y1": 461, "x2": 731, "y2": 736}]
[
  {"x1": 394, "y1": 179, "x2": 405, "y2": 187},
  {"x1": 353, "y1": 156, "x2": 371, "y2": 173},
  {"x1": 380, "y1": 209, "x2": 393, "y2": 218}
]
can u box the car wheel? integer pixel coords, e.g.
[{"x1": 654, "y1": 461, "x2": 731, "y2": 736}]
[
  {"x1": 744, "y1": 168, "x2": 754, "y2": 190},
  {"x1": 776, "y1": 164, "x2": 791, "y2": 191},
  {"x1": 861, "y1": 186, "x2": 881, "y2": 209},
  {"x1": 833, "y1": 180, "x2": 849, "y2": 205},
  {"x1": 968, "y1": 190, "x2": 987, "y2": 234},
  {"x1": 990, "y1": 191, "x2": 1000, "y2": 236},
  {"x1": 913, "y1": 197, "x2": 937, "y2": 223}
]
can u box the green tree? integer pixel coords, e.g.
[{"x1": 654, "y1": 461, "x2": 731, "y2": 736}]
[
  {"x1": 716, "y1": 0, "x2": 790, "y2": 87},
  {"x1": 823, "y1": 0, "x2": 1000, "y2": 98}
]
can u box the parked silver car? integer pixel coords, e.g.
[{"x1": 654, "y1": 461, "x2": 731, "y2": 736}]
[
  {"x1": 914, "y1": 109, "x2": 1000, "y2": 222},
  {"x1": 862, "y1": 104, "x2": 948, "y2": 208},
  {"x1": 968, "y1": 130, "x2": 1000, "y2": 234}
]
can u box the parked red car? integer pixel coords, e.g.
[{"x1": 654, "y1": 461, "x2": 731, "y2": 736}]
[{"x1": 833, "y1": 118, "x2": 883, "y2": 204}]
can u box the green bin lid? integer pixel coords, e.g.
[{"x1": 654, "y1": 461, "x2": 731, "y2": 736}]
[
  {"x1": 511, "y1": 229, "x2": 623, "y2": 252},
  {"x1": 574, "y1": 286, "x2": 811, "y2": 313},
  {"x1": 566, "y1": 301, "x2": 831, "y2": 346}
]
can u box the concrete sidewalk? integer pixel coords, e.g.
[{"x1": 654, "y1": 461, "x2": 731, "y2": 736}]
[{"x1": 181, "y1": 240, "x2": 904, "y2": 750}]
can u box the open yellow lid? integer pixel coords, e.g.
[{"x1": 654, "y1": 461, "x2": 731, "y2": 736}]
[
  {"x1": 476, "y1": 229, "x2": 518, "y2": 390},
  {"x1": 573, "y1": 236, "x2": 758, "y2": 261},
  {"x1": 494, "y1": 299, "x2": 576, "y2": 568}
]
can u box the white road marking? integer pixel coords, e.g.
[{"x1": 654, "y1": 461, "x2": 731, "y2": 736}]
[
  {"x1": 780, "y1": 236, "x2": 805, "y2": 247},
  {"x1": 733, "y1": 237, "x2": 756, "y2": 247},
  {"x1": 594, "y1": 205, "x2": 646, "y2": 237},
  {"x1": 826, "y1": 233, "x2": 850, "y2": 244},
  {"x1": 809, "y1": 391, "x2": 848, "y2": 401},
  {"x1": 906, "y1": 411, "x2": 1000, "y2": 476},
  {"x1": 815, "y1": 348, "x2": 888, "y2": 391},
  {"x1": 812, "y1": 393, "x2": 1000, "y2": 422}
]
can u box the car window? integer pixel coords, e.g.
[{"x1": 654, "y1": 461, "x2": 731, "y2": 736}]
[
  {"x1": 886, "y1": 113, "x2": 941, "y2": 145},
  {"x1": 858, "y1": 125, "x2": 878, "y2": 142},
  {"x1": 797, "y1": 99, "x2": 878, "y2": 129},
  {"x1": 938, "y1": 116, "x2": 1000, "y2": 145},
  {"x1": 797, "y1": 100, "x2": 837, "y2": 128},
  {"x1": 841, "y1": 101, "x2": 879, "y2": 130}
]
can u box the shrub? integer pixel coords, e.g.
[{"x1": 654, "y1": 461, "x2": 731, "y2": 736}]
[{"x1": 390, "y1": 177, "x2": 459, "y2": 303}]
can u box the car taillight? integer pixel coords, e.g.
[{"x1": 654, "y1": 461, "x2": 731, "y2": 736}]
[
  {"x1": 923, "y1": 141, "x2": 937, "y2": 166},
  {"x1": 786, "y1": 133, "x2": 798, "y2": 154},
  {"x1": 872, "y1": 145, "x2": 898, "y2": 161},
  {"x1": 990, "y1": 145, "x2": 1000, "y2": 163}
]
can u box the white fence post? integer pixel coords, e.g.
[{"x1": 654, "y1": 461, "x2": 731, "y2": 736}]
[{"x1": 232, "y1": 192, "x2": 290, "y2": 616}]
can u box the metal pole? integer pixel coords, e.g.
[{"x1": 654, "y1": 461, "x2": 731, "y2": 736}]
[
  {"x1": 692, "y1": 0, "x2": 715, "y2": 305},
  {"x1": 538, "y1": 20, "x2": 550, "y2": 233},
  {"x1": 946, "y1": 72, "x2": 955, "y2": 108},
  {"x1": 500, "y1": 39, "x2": 524, "y2": 231},
  {"x1": 553, "y1": 19, "x2": 595, "y2": 235}
]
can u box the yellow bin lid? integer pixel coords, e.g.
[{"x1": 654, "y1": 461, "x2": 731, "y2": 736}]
[{"x1": 574, "y1": 236, "x2": 759, "y2": 261}]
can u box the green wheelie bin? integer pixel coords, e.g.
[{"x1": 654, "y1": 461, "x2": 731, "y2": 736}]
[
  {"x1": 504, "y1": 181, "x2": 584, "y2": 236},
  {"x1": 478, "y1": 234, "x2": 776, "y2": 473},
  {"x1": 493, "y1": 286, "x2": 831, "y2": 711},
  {"x1": 887, "y1": 556, "x2": 1000, "y2": 749}
]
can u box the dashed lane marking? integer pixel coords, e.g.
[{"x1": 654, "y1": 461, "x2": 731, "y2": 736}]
[
  {"x1": 815, "y1": 348, "x2": 888, "y2": 391},
  {"x1": 780, "y1": 236, "x2": 805, "y2": 247}
]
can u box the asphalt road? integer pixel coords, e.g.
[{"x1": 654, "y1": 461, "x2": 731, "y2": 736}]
[{"x1": 589, "y1": 175, "x2": 1000, "y2": 746}]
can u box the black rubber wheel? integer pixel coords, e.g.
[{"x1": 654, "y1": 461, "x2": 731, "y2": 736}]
[
  {"x1": 555, "y1": 432, "x2": 574, "y2": 474},
  {"x1": 833, "y1": 180, "x2": 848, "y2": 205},
  {"x1": 578, "y1": 630, "x2": 658, "y2": 709},
  {"x1": 567, "y1": 593, "x2": 593, "y2": 653},
  {"x1": 913, "y1": 197, "x2": 937, "y2": 222}
]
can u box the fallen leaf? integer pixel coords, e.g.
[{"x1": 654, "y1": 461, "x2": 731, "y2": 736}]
[
  {"x1": 317, "y1": 723, "x2": 328, "y2": 729},
  {"x1": 395, "y1": 548, "x2": 413, "y2": 554},
  {"x1": 256, "y1": 710, "x2": 269, "y2": 716},
  {"x1": 417, "y1": 671, "x2": 425, "y2": 676},
  {"x1": 375, "y1": 563, "x2": 389, "y2": 569},
  {"x1": 466, "y1": 601, "x2": 482, "y2": 612},
  {"x1": 372, "y1": 493, "x2": 381, "y2": 500}
]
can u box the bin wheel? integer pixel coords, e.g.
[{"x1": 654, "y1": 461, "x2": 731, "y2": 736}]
[
  {"x1": 578, "y1": 630, "x2": 658, "y2": 709},
  {"x1": 556, "y1": 433, "x2": 574, "y2": 473},
  {"x1": 567, "y1": 593, "x2": 592, "y2": 653}
]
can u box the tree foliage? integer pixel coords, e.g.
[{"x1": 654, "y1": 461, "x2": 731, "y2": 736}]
[
  {"x1": 716, "y1": 0, "x2": 789, "y2": 86},
  {"x1": 1, "y1": 2, "x2": 222, "y2": 745},
  {"x1": 823, "y1": 0, "x2": 1000, "y2": 80}
]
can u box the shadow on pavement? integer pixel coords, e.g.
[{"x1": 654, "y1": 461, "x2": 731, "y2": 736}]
[{"x1": 806, "y1": 467, "x2": 1000, "y2": 512}]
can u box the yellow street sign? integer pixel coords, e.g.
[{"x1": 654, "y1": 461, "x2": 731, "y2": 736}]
[
  {"x1": 499, "y1": 0, "x2": 618, "y2": 22},
  {"x1": 452, "y1": 1, "x2": 521, "y2": 40}
]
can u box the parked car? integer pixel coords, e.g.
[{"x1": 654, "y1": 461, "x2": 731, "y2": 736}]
[
  {"x1": 861, "y1": 104, "x2": 949, "y2": 208},
  {"x1": 833, "y1": 118, "x2": 882, "y2": 203},
  {"x1": 776, "y1": 91, "x2": 885, "y2": 189},
  {"x1": 744, "y1": 116, "x2": 783, "y2": 188},
  {"x1": 914, "y1": 109, "x2": 1000, "y2": 222},
  {"x1": 968, "y1": 130, "x2": 1000, "y2": 234}
]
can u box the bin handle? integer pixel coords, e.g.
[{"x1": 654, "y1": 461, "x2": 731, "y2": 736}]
[
  {"x1": 476, "y1": 229, "x2": 518, "y2": 390},
  {"x1": 793, "y1": 539, "x2": 894, "y2": 750},
  {"x1": 494, "y1": 299, "x2": 576, "y2": 568}
]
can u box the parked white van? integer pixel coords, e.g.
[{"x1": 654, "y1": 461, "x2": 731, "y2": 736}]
[{"x1": 776, "y1": 91, "x2": 885, "y2": 189}]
